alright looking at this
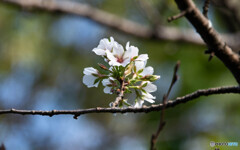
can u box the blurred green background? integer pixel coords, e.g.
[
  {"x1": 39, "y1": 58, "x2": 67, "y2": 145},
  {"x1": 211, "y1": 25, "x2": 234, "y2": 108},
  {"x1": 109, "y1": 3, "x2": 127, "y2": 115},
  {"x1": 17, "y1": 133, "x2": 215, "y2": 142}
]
[{"x1": 0, "y1": 0, "x2": 239, "y2": 150}]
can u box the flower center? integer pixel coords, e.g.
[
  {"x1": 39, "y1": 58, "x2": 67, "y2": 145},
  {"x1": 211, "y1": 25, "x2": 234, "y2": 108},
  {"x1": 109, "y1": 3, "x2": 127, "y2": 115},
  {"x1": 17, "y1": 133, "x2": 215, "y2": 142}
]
[{"x1": 117, "y1": 57, "x2": 124, "y2": 63}]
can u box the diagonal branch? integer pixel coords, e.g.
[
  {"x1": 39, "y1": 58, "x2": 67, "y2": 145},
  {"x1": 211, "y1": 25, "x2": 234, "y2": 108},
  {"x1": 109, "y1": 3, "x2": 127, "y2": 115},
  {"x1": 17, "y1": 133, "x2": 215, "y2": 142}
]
[
  {"x1": 0, "y1": 86, "x2": 239, "y2": 117},
  {"x1": 1, "y1": 0, "x2": 240, "y2": 50},
  {"x1": 174, "y1": 0, "x2": 240, "y2": 84}
]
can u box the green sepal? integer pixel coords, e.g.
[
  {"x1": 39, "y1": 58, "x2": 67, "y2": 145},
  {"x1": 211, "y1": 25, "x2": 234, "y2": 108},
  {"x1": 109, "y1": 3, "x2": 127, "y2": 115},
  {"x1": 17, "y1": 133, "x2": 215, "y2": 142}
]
[
  {"x1": 93, "y1": 78, "x2": 101, "y2": 84},
  {"x1": 128, "y1": 86, "x2": 139, "y2": 89},
  {"x1": 134, "y1": 66, "x2": 136, "y2": 73},
  {"x1": 130, "y1": 79, "x2": 137, "y2": 84},
  {"x1": 135, "y1": 89, "x2": 141, "y2": 97},
  {"x1": 132, "y1": 56, "x2": 138, "y2": 61},
  {"x1": 141, "y1": 89, "x2": 147, "y2": 94},
  {"x1": 137, "y1": 69, "x2": 143, "y2": 74},
  {"x1": 91, "y1": 73, "x2": 99, "y2": 77},
  {"x1": 141, "y1": 82, "x2": 148, "y2": 88},
  {"x1": 123, "y1": 99, "x2": 131, "y2": 106},
  {"x1": 141, "y1": 75, "x2": 160, "y2": 82},
  {"x1": 124, "y1": 87, "x2": 132, "y2": 93}
]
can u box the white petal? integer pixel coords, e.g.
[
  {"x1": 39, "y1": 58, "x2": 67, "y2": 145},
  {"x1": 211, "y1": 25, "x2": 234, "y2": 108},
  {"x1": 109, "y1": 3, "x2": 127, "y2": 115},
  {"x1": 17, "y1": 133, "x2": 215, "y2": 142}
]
[
  {"x1": 106, "y1": 51, "x2": 117, "y2": 62},
  {"x1": 126, "y1": 42, "x2": 130, "y2": 50},
  {"x1": 142, "y1": 81, "x2": 157, "y2": 93},
  {"x1": 106, "y1": 51, "x2": 122, "y2": 66},
  {"x1": 134, "y1": 99, "x2": 144, "y2": 108},
  {"x1": 110, "y1": 37, "x2": 114, "y2": 43},
  {"x1": 98, "y1": 38, "x2": 109, "y2": 49},
  {"x1": 109, "y1": 67, "x2": 113, "y2": 72},
  {"x1": 110, "y1": 61, "x2": 121, "y2": 66},
  {"x1": 124, "y1": 46, "x2": 139, "y2": 60},
  {"x1": 130, "y1": 46, "x2": 139, "y2": 58},
  {"x1": 113, "y1": 44, "x2": 124, "y2": 57},
  {"x1": 102, "y1": 78, "x2": 111, "y2": 86},
  {"x1": 142, "y1": 92, "x2": 155, "y2": 103},
  {"x1": 141, "y1": 66, "x2": 154, "y2": 76},
  {"x1": 144, "y1": 97, "x2": 155, "y2": 103},
  {"x1": 135, "y1": 61, "x2": 146, "y2": 72},
  {"x1": 83, "y1": 67, "x2": 98, "y2": 75},
  {"x1": 121, "y1": 59, "x2": 130, "y2": 67},
  {"x1": 136, "y1": 54, "x2": 149, "y2": 61},
  {"x1": 83, "y1": 75, "x2": 99, "y2": 88},
  {"x1": 92, "y1": 48, "x2": 106, "y2": 56},
  {"x1": 103, "y1": 86, "x2": 112, "y2": 94},
  {"x1": 98, "y1": 37, "x2": 115, "y2": 51}
]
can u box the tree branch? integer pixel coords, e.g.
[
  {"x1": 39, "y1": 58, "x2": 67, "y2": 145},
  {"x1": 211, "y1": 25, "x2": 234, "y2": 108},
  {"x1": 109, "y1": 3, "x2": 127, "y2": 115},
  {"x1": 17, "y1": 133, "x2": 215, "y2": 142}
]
[
  {"x1": 174, "y1": 0, "x2": 240, "y2": 84},
  {"x1": 150, "y1": 61, "x2": 180, "y2": 150},
  {"x1": 168, "y1": 8, "x2": 191, "y2": 22},
  {"x1": 0, "y1": 86, "x2": 239, "y2": 118},
  {"x1": 203, "y1": 0, "x2": 211, "y2": 18},
  {"x1": 1, "y1": 0, "x2": 240, "y2": 51}
]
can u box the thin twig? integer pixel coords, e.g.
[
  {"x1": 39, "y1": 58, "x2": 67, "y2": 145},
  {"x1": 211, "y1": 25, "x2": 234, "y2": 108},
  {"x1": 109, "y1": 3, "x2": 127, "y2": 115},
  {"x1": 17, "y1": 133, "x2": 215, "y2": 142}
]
[
  {"x1": 150, "y1": 61, "x2": 180, "y2": 150},
  {"x1": 166, "y1": 61, "x2": 180, "y2": 97},
  {"x1": 168, "y1": 9, "x2": 191, "y2": 22},
  {"x1": 0, "y1": 86, "x2": 239, "y2": 118},
  {"x1": 0, "y1": 144, "x2": 5, "y2": 150},
  {"x1": 203, "y1": 0, "x2": 211, "y2": 18}
]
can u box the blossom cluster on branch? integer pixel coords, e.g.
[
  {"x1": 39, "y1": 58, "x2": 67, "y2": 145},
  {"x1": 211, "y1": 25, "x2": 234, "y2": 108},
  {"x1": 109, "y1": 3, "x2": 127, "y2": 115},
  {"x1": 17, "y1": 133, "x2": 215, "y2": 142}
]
[{"x1": 83, "y1": 37, "x2": 160, "y2": 107}]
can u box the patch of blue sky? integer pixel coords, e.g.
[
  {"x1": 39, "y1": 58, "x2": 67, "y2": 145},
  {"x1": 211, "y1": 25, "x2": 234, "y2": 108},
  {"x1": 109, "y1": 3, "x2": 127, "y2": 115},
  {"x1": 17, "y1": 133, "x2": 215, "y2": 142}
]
[
  {"x1": 50, "y1": 16, "x2": 106, "y2": 50},
  {"x1": 0, "y1": 66, "x2": 36, "y2": 108}
]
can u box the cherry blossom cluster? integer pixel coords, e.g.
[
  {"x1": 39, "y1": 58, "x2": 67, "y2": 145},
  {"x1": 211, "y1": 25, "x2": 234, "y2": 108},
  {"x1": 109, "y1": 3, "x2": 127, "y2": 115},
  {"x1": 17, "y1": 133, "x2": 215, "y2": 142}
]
[{"x1": 83, "y1": 37, "x2": 160, "y2": 107}]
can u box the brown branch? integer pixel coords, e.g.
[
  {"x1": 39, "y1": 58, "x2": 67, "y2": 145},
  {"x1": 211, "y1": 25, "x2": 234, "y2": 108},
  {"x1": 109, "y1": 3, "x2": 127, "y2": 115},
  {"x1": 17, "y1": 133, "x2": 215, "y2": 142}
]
[
  {"x1": 0, "y1": 144, "x2": 5, "y2": 150},
  {"x1": 173, "y1": 0, "x2": 240, "y2": 84},
  {"x1": 1, "y1": 0, "x2": 240, "y2": 51},
  {"x1": 168, "y1": 9, "x2": 191, "y2": 22},
  {"x1": 150, "y1": 61, "x2": 180, "y2": 150},
  {"x1": 0, "y1": 86, "x2": 238, "y2": 118}
]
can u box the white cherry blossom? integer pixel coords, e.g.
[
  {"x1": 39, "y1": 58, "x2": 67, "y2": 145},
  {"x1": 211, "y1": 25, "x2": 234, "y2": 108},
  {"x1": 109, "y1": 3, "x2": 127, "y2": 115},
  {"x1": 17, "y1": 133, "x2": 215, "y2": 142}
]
[
  {"x1": 106, "y1": 43, "x2": 138, "y2": 67},
  {"x1": 142, "y1": 81, "x2": 157, "y2": 93},
  {"x1": 134, "y1": 99, "x2": 144, "y2": 108},
  {"x1": 135, "y1": 61, "x2": 154, "y2": 76},
  {"x1": 83, "y1": 67, "x2": 99, "y2": 88},
  {"x1": 102, "y1": 78, "x2": 114, "y2": 94},
  {"x1": 84, "y1": 37, "x2": 160, "y2": 107},
  {"x1": 126, "y1": 42, "x2": 149, "y2": 62},
  {"x1": 141, "y1": 92, "x2": 155, "y2": 103},
  {"x1": 106, "y1": 41, "x2": 149, "y2": 67},
  {"x1": 134, "y1": 92, "x2": 155, "y2": 107},
  {"x1": 136, "y1": 54, "x2": 149, "y2": 61},
  {"x1": 92, "y1": 37, "x2": 117, "y2": 56}
]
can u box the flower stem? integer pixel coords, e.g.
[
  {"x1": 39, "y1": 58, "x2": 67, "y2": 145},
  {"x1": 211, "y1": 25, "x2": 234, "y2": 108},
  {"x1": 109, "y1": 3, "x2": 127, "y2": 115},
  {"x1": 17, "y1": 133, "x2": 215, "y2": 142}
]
[{"x1": 112, "y1": 79, "x2": 125, "y2": 107}]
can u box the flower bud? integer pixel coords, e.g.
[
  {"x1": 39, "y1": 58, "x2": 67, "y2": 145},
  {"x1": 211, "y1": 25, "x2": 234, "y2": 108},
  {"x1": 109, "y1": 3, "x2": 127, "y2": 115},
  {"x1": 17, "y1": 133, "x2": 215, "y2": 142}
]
[
  {"x1": 98, "y1": 63, "x2": 108, "y2": 71},
  {"x1": 142, "y1": 75, "x2": 160, "y2": 82}
]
